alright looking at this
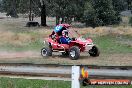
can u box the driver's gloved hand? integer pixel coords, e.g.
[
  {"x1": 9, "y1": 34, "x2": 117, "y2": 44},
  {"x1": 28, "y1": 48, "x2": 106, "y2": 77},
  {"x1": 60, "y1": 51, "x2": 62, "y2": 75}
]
[
  {"x1": 71, "y1": 37, "x2": 76, "y2": 41},
  {"x1": 66, "y1": 37, "x2": 72, "y2": 44}
]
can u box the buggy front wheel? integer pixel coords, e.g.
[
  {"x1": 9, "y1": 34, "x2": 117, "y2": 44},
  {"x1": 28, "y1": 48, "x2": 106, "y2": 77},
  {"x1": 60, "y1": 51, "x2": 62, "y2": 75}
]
[{"x1": 89, "y1": 46, "x2": 100, "y2": 57}]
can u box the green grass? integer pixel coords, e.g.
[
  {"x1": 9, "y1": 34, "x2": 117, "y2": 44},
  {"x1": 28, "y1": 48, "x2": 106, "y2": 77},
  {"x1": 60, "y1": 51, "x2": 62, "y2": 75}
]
[
  {"x1": 0, "y1": 77, "x2": 132, "y2": 88},
  {"x1": 93, "y1": 35, "x2": 132, "y2": 54},
  {"x1": 0, "y1": 77, "x2": 71, "y2": 88},
  {"x1": 0, "y1": 39, "x2": 44, "y2": 52},
  {"x1": 0, "y1": 30, "x2": 44, "y2": 52}
]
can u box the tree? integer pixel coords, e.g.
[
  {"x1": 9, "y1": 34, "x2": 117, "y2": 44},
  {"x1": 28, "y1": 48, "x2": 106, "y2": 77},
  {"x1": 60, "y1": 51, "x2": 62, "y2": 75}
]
[
  {"x1": 1, "y1": 0, "x2": 27, "y2": 17},
  {"x1": 48, "y1": 0, "x2": 85, "y2": 25},
  {"x1": 129, "y1": 17, "x2": 132, "y2": 26},
  {"x1": 83, "y1": 0, "x2": 120, "y2": 27},
  {"x1": 12, "y1": 0, "x2": 19, "y2": 17},
  {"x1": 126, "y1": 0, "x2": 132, "y2": 10},
  {"x1": 2, "y1": 0, "x2": 18, "y2": 17},
  {"x1": 0, "y1": 1, "x2": 2, "y2": 12},
  {"x1": 73, "y1": 0, "x2": 85, "y2": 22},
  {"x1": 40, "y1": 0, "x2": 47, "y2": 26},
  {"x1": 51, "y1": 0, "x2": 74, "y2": 25},
  {"x1": 83, "y1": 1, "x2": 97, "y2": 27},
  {"x1": 112, "y1": 0, "x2": 127, "y2": 13}
]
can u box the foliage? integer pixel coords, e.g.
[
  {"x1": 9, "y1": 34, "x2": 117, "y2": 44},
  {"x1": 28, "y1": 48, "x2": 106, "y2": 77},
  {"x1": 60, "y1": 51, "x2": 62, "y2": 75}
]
[
  {"x1": 1, "y1": 0, "x2": 41, "y2": 17},
  {"x1": 48, "y1": 0, "x2": 85, "y2": 24},
  {"x1": 83, "y1": 0, "x2": 121, "y2": 27},
  {"x1": 126, "y1": 0, "x2": 132, "y2": 10},
  {"x1": 112, "y1": 0, "x2": 127, "y2": 13},
  {"x1": 83, "y1": 1, "x2": 97, "y2": 27},
  {"x1": 1, "y1": 0, "x2": 18, "y2": 17},
  {"x1": 129, "y1": 16, "x2": 132, "y2": 26}
]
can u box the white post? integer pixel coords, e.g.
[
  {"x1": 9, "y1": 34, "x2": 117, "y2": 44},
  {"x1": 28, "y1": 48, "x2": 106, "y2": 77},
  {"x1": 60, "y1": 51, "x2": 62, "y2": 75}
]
[{"x1": 72, "y1": 66, "x2": 80, "y2": 88}]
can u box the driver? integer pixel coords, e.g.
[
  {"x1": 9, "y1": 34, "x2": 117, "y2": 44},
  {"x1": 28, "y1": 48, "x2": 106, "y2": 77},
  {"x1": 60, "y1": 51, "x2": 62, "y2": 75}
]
[
  {"x1": 60, "y1": 30, "x2": 71, "y2": 44},
  {"x1": 49, "y1": 25, "x2": 63, "y2": 42}
]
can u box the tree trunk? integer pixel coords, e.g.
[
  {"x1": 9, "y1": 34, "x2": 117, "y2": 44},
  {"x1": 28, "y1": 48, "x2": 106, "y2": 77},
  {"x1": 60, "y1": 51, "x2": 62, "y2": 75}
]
[
  {"x1": 10, "y1": 0, "x2": 18, "y2": 18},
  {"x1": 127, "y1": 0, "x2": 132, "y2": 10},
  {"x1": 61, "y1": 17, "x2": 64, "y2": 24},
  {"x1": 56, "y1": 16, "x2": 60, "y2": 25},
  {"x1": 41, "y1": 3, "x2": 47, "y2": 26},
  {"x1": 29, "y1": 0, "x2": 32, "y2": 21}
]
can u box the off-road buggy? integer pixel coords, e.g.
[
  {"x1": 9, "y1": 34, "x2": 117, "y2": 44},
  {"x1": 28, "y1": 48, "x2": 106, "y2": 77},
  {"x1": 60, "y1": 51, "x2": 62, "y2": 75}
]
[{"x1": 41, "y1": 24, "x2": 100, "y2": 60}]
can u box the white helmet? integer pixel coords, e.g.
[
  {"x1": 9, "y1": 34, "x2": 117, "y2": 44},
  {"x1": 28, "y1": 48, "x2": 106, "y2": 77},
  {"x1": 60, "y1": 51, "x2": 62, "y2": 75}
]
[{"x1": 62, "y1": 30, "x2": 68, "y2": 37}]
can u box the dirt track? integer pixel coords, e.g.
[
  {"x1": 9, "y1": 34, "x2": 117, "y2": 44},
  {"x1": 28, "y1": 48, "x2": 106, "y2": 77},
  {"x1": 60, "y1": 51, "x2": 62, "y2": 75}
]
[
  {"x1": 0, "y1": 51, "x2": 132, "y2": 66},
  {"x1": 0, "y1": 51, "x2": 40, "y2": 59}
]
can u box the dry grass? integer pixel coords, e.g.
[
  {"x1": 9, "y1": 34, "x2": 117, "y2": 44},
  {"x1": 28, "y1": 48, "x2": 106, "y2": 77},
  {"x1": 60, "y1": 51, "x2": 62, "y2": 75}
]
[
  {"x1": 78, "y1": 26, "x2": 132, "y2": 36},
  {"x1": 0, "y1": 29, "x2": 51, "y2": 46}
]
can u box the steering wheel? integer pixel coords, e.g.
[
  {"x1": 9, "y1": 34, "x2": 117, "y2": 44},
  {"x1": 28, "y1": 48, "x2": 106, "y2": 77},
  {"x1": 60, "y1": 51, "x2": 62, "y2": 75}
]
[{"x1": 71, "y1": 37, "x2": 76, "y2": 41}]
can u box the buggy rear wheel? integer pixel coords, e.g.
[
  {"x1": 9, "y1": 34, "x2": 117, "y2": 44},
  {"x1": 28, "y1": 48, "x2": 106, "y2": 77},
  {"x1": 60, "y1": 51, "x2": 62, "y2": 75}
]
[
  {"x1": 69, "y1": 46, "x2": 80, "y2": 60},
  {"x1": 41, "y1": 47, "x2": 52, "y2": 57},
  {"x1": 89, "y1": 46, "x2": 100, "y2": 57}
]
